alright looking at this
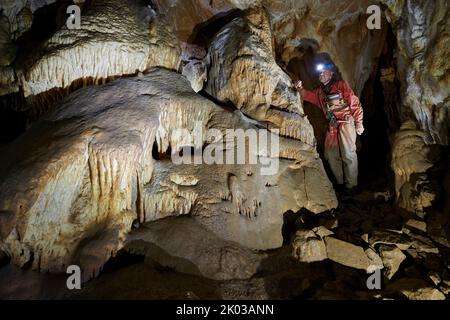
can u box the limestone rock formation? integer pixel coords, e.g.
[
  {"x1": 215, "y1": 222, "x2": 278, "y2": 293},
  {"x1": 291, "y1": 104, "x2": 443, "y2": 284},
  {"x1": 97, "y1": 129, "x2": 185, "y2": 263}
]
[
  {"x1": 324, "y1": 237, "x2": 370, "y2": 271},
  {"x1": 153, "y1": 0, "x2": 450, "y2": 235},
  {"x1": 0, "y1": 67, "x2": 335, "y2": 277},
  {"x1": 204, "y1": 7, "x2": 314, "y2": 144},
  {"x1": 368, "y1": 229, "x2": 413, "y2": 251},
  {"x1": 386, "y1": 278, "x2": 446, "y2": 300},
  {"x1": 405, "y1": 219, "x2": 427, "y2": 233},
  {"x1": 383, "y1": 0, "x2": 450, "y2": 217},
  {"x1": 0, "y1": 0, "x2": 34, "y2": 41},
  {"x1": 365, "y1": 247, "x2": 384, "y2": 273},
  {"x1": 382, "y1": 0, "x2": 450, "y2": 146},
  {"x1": 13, "y1": 0, "x2": 181, "y2": 99},
  {"x1": 125, "y1": 217, "x2": 266, "y2": 280},
  {"x1": 0, "y1": 5, "x2": 20, "y2": 96},
  {"x1": 268, "y1": 0, "x2": 387, "y2": 95},
  {"x1": 379, "y1": 244, "x2": 406, "y2": 280}
]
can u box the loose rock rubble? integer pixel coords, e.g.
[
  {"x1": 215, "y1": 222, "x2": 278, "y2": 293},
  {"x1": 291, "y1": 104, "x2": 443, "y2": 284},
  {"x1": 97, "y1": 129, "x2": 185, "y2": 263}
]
[{"x1": 289, "y1": 189, "x2": 450, "y2": 300}]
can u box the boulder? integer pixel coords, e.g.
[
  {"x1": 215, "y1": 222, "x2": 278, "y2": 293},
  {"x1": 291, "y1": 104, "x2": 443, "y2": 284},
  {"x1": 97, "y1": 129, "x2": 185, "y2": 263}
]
[
  {"x1": 378, "y1": 245, "x2": 406, "y2": 280},
  {"x1": 368, "y1": 230, "x2": 412, "y2": 251},
  {"x1": 324, "y1": 237, "x2": 370, "y2": 271},
  {"x1": 312, "y1": 226, "x2": 334, "y2": 239},
  {"x1": 427, "y1": 271, "x2": 441, "y2": 286},
  {"x1": 439, "y1": 275, "x2": 450, "y2": 295},
  {"x1": 292, "y1": 229, "x2": 327, "y2": 263},
  {"x1": 125, "y1": 217, "x2": 265, "y2": 280},
  {"x1": 365, "y1": 247, "x2": 384, "y2": 273},
  {"x1": 409, "y1": 233, "x2": 439, "y2": 254},
  {"x1": 405, "y1": 219, "x2": 427, "y2": 233},
  {"x1": 386, "y1": 278, "x2": 446, "y2": 300}
]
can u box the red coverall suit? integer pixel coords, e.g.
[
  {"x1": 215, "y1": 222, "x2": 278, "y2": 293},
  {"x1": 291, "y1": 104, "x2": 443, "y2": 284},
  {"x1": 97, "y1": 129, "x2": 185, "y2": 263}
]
[{"x1": 300, "y1": 80, "x2": 363, "y2": 188}]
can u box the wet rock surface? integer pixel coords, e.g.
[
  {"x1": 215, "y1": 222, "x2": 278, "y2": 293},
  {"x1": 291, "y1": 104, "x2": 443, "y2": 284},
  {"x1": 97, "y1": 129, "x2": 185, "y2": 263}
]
[
  {"x1": 1, "y1": 188, "x2": 448, "y2": 300},
  {"x1": 0, "y1": 0, "x2": 450, "y2": 301},
  {"x1": 124, "y1": 217, "x2": 266, "y2": 281}
]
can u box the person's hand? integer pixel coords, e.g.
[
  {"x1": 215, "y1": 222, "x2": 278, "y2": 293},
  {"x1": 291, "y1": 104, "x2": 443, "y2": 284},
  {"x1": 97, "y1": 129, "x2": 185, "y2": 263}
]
[
  {"x1": 355, "y1": 122, "x2": 364, "y2": 135},
  {"x1": 295, "y1": 80, "x2": 303, "y2": 90}
]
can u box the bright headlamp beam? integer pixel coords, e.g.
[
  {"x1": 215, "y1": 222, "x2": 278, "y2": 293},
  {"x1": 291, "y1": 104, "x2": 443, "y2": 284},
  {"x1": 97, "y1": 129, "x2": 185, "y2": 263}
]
[{"x1": 316, "y1": 64, "x2": 325, "y2": 72}]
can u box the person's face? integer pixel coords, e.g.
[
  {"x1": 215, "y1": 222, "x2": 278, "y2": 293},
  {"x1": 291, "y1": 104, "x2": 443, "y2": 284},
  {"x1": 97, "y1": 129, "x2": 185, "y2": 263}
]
[{"x1": 319, "y1": 70, "x2": 334, "y2": 84}]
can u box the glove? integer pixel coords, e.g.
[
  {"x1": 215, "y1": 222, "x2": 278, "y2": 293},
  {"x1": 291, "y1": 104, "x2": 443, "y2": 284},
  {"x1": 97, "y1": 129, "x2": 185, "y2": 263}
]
[{"x1": 355, "y1": 122, "x2": 364, "y2": 135}]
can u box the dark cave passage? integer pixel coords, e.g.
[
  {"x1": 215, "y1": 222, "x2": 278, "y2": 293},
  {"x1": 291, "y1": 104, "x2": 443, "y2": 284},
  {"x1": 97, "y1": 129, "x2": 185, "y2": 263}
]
[
  {"x1": 358, "y1": 25, "x2": 399, "y2": 192},
  {"x1": 358, "y1": 65, "x2": 393, "y2": 191},
  {"x1": 187, "y1": 9, "x2": 241, "y2": 47}
]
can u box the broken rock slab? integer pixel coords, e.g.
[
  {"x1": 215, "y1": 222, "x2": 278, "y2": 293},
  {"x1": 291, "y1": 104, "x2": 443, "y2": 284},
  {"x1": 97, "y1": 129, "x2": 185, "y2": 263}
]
[
  {"x1": 405, "y1": 219, "x2": 427, "y2": 233},
  {"x1": 427, "y1": 271, "x2": 441, "y2": 286},
  {"x1": 391, "y1": 121, "x2": 436, "y2": 217},
  {"x1": 204, "y1": 6, "x2": 318, "y2": 147},
  {"x1": 324, "y1": 237, "x2": 370, "y2": 271},
  {"x1": 365, "y1": 247, "x2": 384, "y2": 273},
  {"x1": 409, "y1": 233, "x2": 439, "y2": 254},
  {"x1": 203, "y1": 6, "x2": 337, "y2": 213},
  {"x1": 292, "y1": 229, "x2": 327, "y2": 263},
  {"x1": 439, "y1": 275, "x2": 450, "y2": 295},
  {"x1": 181, "y1": 43, "x2": 207, "y2": 93},
  {"x1": 379, "y1": 244, "x2": 406, "y2": 280},
  {"x1": 312, "y1": 226, "x2": 334, "y2": 239},
  {"x1": 386, "y1": 278, "x2": 446, "y2": 300},
  {"x1": 125, "y1": 217, "x2": 265, "y2": 281}
]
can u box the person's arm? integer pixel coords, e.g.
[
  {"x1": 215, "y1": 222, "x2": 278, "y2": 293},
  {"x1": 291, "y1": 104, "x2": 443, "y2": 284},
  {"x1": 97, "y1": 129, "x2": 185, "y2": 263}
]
[
  {"x1": 295, "y1": 81, "x2": 321, "y2": 106},
  {"x1": 339, "y1": 80, "x2": 364, "y2": 134}
]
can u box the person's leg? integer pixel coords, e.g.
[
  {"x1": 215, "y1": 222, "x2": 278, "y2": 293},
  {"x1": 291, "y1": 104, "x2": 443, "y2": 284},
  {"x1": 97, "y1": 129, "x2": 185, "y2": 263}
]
[
  {"x1": 339, "y1": 121, "x2": 358, "y2": 188},
  {"x1": 324, "y1": 129, "x2": 344, "y2": 185}
]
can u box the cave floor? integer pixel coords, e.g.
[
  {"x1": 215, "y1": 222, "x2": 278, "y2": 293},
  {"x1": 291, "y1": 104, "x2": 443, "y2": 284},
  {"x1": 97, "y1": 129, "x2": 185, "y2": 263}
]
[{"x1": 1, "y1": 188, "x2": 449, "y2": 300}]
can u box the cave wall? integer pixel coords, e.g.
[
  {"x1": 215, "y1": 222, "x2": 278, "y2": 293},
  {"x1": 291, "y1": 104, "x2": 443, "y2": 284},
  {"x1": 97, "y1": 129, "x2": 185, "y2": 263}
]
[
  {"x1": 382, "y1": 0, "x2": 449, "y2": 145},
  {"x1": 381, "y1": 0, "x2": 450, "y2": 215},
  {"x1": 155, "y1": 0, "x2": 388, "y2": 96},
  {"x1": 0, "y1": 0, "x2": 449, "y2": 279}
]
